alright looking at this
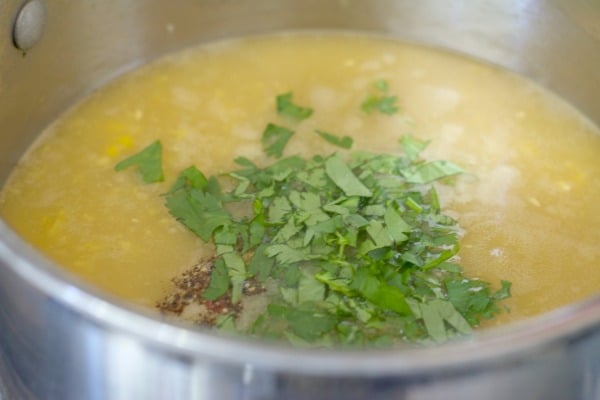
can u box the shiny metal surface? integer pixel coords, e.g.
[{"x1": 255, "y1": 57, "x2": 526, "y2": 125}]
[
  {"x1": 0, "y1": 1, "x2": 599, "y2": 399},
  {"x1": 11, "y1": 0, "x2": 46, "y2": 51}
]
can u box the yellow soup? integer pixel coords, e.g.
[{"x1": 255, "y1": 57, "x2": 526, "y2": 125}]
[{"x1": 1, "y1": 33, "x2": 599, "y2": 336}]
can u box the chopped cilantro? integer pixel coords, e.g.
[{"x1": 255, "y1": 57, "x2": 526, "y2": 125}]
[
  {"x1": 114, "y1": 140, "x2": 164, "y2": 183},
  {"x1": 276, "y1": 92, "x2": 314, "y2": 121},
  {"x1": 163, "y1": 136, "x2": 510, "y2": 346},
  {"x1": 361, "y1": 79, "x2": 399, "y2": 115},
  {"x1": 143, "y1": 91, "x2": 512, "y2": 347}
]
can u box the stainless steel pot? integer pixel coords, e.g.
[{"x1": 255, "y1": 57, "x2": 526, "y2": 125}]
[{"x1": 1, "y1": 1, "x2": 599, "y2": 399}]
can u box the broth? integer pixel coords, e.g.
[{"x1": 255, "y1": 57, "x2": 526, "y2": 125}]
[{"x1": 1, "y1": 33, "x2": 599, "y2": 332}]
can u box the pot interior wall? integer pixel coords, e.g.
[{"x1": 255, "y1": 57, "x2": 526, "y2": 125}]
[
  {"x1": 1, "y1": 0, "x2": 599, "y2": 186},
  {"x1": 0, "y1": 2, "x2": 600, "y2": 399}
]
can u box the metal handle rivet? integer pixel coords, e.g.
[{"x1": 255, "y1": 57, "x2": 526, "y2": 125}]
[{"x1": 12, "y1": 0, "x2": 46, "y2": 51}]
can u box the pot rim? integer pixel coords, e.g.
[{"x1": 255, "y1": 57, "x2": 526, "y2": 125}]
[{"x1": 2, "y1": 219, "x2": 599, "y2": 376}]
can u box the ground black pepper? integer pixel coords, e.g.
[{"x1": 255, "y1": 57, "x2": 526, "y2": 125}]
[{"x1": 157, "y1": 258, "x2": 264, "y2": 326}]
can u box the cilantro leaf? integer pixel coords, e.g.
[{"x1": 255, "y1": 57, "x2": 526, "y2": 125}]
[
  {"x1": 265, "y1": 244, "x2": 317, "y2": 264},
  {"x1": 114, "y1": 140, "x2": 164, "y2": 183},
  {"x1": 222, "y1": 252, "x2": 246, "y2": 303},
  {"x1": 276, "y1": 92, "x2": 314, "y2": 121},
  {"x1": 361, "y1": 80, "x2": 399, "y2": 115},
  {"x1": 419, "y1": 300, "x2": 471, "y2": 343},
  {"x1": 268, "y1": 196, "x2": 292, "y2": 224},
  {"x1": 203, "y1": 258, "x2": 230, "y2": 300},
  {"x1": 165, "y1": 189, "x2": 231, "y2": 242},
  {"x1": 315, "y1": 130, "x2": 354, "y2": 149},
  {"x1": 399, "y1": 134, "x2": 430, "y2": 161},
  {"x1": 234, "y1": 156, "x2": 257, "y2": 169},
  {"x1": 325, "y1": 153, "x2": 372, "y2": 197},
  {"x1": 248, "y1": 244, "x2": 274, "y2": 282},
  {"x1": 383, "y1": 207, "x2": 410, "y2": 242},
  {"x1": 366, "y1": 220, "x2": 393, "y2": 249},
  {"x1": 401, "y1": 160, "x2": 465, "y2": 184},
  {"x1": 286, "y1": 308, "x2": 336, "y2": 341},
  {"x1": 262, "y1": 123, "x2": 294, "y2": 158},
  {"x1": 419, "y1": 301, "x2": 447, "y2": 342},
  {"x1": 446, "y1": 279, "x2": 498, "y2": 325},
  {"x1": 370, "y1": 285, "x2": 412, "y2": 315},
  {"x1": 298, "y1": 272, "x2": 326, "y2": 304},
  {"x1": 362, "y1": 96, "x2": 399, "y2": 115},
  {"x1": 165, "y1": 165, "x2": 207, "y2": 195},
  {"x1": 437, "y1": 300, "x2": 472, "y2": 335},
  {"x1": 351, "y1": 269, "x2": 412, "y2": 315},
  {"x1": 495, "y1": 280, "x2": 512, "y2": 301}
]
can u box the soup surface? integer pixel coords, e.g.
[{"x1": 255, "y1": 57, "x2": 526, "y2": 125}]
[{"x1": 1, "y1": 33, "x2": 599, "y2": 338}]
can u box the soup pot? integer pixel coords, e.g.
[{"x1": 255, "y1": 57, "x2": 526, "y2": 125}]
[{"x1": 1, "y1": 1, "x2": 599, "y2": 399}]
